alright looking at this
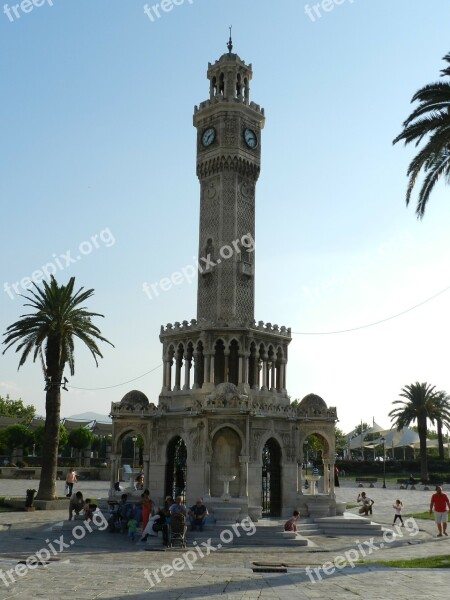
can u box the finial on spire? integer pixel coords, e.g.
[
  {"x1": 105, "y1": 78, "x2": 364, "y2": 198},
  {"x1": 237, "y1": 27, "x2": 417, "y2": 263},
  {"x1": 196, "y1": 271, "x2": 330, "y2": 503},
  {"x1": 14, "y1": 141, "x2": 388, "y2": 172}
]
[{"x1": 227, "y1": 26, "x2": 233, "y2": 53}]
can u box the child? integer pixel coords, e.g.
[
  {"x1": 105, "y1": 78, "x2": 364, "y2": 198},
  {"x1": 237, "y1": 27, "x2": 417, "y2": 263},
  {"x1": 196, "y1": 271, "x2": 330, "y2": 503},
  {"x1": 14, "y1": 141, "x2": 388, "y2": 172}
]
[
  {"x1": 393, "y1": 499, "x2": 404, "y2": 526},
  {"x1": 127, "y1": 513, "x2": 138, "y2": 542},
  {"x1": 83, "y1": 498, "x2": 97, "y2": 522},
  {"x1": 284, "y1": 510, "x2": 300, "y2": 532}
]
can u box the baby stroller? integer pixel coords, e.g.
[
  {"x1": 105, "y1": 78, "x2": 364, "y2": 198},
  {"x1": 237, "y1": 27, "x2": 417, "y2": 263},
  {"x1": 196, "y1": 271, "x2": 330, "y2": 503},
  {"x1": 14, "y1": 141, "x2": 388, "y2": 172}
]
[{"x1": 168, "y1": 513, "x2": 187, "y2": 548}]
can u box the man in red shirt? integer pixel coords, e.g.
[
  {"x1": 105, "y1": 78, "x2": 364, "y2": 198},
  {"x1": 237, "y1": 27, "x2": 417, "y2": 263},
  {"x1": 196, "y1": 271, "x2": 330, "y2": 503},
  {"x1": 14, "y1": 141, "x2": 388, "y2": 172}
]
[{"x1": 429, "y1": 486, "x2": 450, "y2": 537}]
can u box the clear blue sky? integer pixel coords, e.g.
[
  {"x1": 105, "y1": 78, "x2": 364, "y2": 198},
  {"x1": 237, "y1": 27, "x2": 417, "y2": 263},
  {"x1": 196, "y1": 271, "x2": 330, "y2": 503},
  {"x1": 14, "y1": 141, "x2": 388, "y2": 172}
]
[{"x1": 1, "y1": 0, "x2": 450, "y2": 434}]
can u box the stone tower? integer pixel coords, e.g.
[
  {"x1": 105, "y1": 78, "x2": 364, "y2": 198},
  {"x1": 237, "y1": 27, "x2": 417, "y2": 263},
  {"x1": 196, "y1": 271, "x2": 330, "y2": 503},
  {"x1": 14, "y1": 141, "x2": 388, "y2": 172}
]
[
  {"x1": 111, "y1": 42, "x2": 338, "y2": 521},
  {"x1": 159, "y1": 39, "x2": 292, "y2": 400}
]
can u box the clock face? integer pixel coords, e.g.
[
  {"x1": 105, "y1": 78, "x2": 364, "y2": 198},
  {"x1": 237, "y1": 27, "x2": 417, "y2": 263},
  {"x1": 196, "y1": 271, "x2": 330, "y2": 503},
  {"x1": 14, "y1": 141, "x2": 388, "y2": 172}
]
[
  {"x1": 202, "y1": 127, "x2": 216, "y2": 147},
  {"x1": 244, "y1": 128, "x2": 258, "y2": 149}
]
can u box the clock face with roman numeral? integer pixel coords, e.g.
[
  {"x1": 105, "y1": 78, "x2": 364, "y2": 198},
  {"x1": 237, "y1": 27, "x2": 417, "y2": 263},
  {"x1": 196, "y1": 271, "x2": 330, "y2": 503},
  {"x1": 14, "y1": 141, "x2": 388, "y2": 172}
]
[
  {"x1": 244, "y1": 128, "x2": 258, "y2": 149},
  {"x1": 202, "y1": 127, "x2": 216, "y2": 147}
]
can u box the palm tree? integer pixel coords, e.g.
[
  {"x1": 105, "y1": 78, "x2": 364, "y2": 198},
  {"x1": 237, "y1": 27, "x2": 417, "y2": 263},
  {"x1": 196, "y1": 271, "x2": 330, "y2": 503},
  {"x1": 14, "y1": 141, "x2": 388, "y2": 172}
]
[
  {"x1": 389, "y1": 382, "x2": 439, "y2": 481},
  {"x1": 433, "y1": 391, "x2": 450, "y2": 459},
  {"x1": 3, "y1": 276, "x2": 113, "y2": 500},
  {"x1": 393, "y1": 52, "x2": 450, "y2": 218}
]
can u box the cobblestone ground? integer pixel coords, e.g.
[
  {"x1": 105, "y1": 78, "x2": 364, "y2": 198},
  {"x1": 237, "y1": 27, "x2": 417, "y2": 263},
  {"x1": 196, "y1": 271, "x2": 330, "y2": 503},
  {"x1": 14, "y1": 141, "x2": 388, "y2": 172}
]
[{"x1": 0, "y1": 479, "x2": 449, "y2": 599}]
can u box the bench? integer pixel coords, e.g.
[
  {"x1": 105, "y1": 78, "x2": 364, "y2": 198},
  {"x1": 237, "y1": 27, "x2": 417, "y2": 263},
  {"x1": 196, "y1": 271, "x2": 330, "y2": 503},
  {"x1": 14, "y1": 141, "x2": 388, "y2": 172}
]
[
  {"x1": 14, "y1": 469, "x2": 36, "y2": 479},
  {"x1": 355, "y1": 478, "x2": 378, "y2": 488}
]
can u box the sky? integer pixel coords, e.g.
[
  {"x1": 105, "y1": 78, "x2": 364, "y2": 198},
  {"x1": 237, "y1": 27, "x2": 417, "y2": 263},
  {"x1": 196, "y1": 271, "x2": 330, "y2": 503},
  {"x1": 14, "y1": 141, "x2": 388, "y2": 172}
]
[{"x1": 1, "y1": 0, "x2": 450, "y2": 435}]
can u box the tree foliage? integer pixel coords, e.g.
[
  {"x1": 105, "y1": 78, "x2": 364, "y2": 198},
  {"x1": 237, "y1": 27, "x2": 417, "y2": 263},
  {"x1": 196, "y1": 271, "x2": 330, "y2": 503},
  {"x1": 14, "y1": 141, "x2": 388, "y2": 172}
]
[
  {"x1": 0, "y1": 424, "x2": 34, "y2": 452},
  {"x1": 2, "y1": 276, "x2": 113, "y2": 500},
  {"x1": 68, "y1": 427, "x2": 94, "y2": 450},
  {"x1": 0, "y1": 395, "x2": 35, "y2": 424},
  {"x1": 34, "y1": 423, "x2": 68, "y2": 451},
  {"x1": 393, "y1": 52, "x2": 450, "y2": 218}
]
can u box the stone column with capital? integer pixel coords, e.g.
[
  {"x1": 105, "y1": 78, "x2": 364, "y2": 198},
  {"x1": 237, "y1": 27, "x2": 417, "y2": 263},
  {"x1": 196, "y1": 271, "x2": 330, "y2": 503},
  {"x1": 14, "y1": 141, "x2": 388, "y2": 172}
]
[
  {"x1": 261, "y1": 355, "x2": 268, "y2": 391},
  {"x1": 239, "y1": 455, "x2": 249, "y2": 497},
  {"x1": 109, "y1": 454, "x2": 120, "y2": 494},
  {"x1": 183, "y1": 353, "x2": 191, "y2": 390}
]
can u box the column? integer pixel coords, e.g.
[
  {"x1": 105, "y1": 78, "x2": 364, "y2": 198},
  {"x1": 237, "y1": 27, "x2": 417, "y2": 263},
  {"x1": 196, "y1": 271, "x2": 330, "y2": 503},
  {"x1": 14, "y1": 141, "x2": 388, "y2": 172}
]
[
  {"x1": 329, "y1": 460, "x2": 335, "y2": 497},
  {"x1": 183, "y1": 353, "x2": 191, "y2": 390},
  {"x1": 252, "y1": 354, "x2": 259, "y2": 390},
  {"x1": 280, "y1": 359, "x2": 287, "y2": 393},
  {"x1": 192, "y1": 351, "x2": 200, "y2": 389},
  {"x1": 261, "y1": 355, "x2": 268, "y2": 391},
  {"x1": 205, "y1": 462, "x2": 211, "y2": 497},
  {"x1": 239, "y1": 455, "x2": 249, "y2": 497},
  {"x1": 174, "y1": 354, "x2": 182, "y2": 391},
  {"x1": 164, "y1": 359, "x2": 172, "y2": 392},
  {"x1": 210, "y1": 355, "x2": 215, "y2": 383},
  {"x1": 109, "y1": 454, "x2": 120, "y2": 494},
  {"x1": 238, "y1": 354, "x2": 244, "y2": 384},
  {"x1": 323, "y1": 459, "x2": 330, "y2": 494},
  {"x1": 270, "y1": 361, "x2": 276, "y2": 391},
  {"x1": 204, "y1": 354, "x2": 211, "y2": 384}
]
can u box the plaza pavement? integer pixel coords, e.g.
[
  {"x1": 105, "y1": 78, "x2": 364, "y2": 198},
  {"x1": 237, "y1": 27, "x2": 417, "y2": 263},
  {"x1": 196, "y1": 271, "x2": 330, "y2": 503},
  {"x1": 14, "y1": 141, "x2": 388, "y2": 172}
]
[{"x1": 0, "y1": 478, "x2": 449, "y2": 599}]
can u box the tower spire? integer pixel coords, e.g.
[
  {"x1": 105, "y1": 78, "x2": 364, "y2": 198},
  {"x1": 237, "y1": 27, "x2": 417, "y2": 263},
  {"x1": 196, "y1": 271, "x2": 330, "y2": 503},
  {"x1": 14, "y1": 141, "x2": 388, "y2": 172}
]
[{"x1": 227, "y1": 25, "x2": 233, "y2": 53}]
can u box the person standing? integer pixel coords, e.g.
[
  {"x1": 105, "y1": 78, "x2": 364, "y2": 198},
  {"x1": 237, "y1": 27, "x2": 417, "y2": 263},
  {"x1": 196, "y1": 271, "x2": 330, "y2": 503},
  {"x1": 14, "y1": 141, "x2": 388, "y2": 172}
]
[
  {"x1": 429, "y1": 486, "x2": 450, "y2": 537},
  {"x1": 392, "y1": 499, "x2": 404, "y2": 526},
  {"x1": 65, "y1": 467, "x2": 77, "y2": 497}
]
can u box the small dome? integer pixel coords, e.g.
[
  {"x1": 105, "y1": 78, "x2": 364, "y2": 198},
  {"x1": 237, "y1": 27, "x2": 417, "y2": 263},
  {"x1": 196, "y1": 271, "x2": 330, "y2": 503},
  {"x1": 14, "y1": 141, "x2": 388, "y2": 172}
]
[
  {"x1": 120, "y1": 390, "x2": 150, "y2": 408},
  {"x1": 298, "y1": 393, "x2": 327, "y2": 411}
]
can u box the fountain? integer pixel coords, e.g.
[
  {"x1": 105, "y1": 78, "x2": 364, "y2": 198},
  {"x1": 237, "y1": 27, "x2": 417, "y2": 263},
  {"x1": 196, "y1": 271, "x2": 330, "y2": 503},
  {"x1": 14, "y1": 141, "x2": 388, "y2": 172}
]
[
  {"x1": 218, "y1": 474, "x2": 236, "y2": 500},
  {"x1": 210, "y1": 474, "x2": 242, "y2": 525}
]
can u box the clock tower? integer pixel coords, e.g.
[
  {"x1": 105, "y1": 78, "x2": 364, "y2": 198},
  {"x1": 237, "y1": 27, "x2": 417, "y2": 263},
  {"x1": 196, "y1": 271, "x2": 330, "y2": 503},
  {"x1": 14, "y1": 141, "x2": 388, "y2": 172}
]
[
  {"x1": 159, "y1": 39, "x2": 291, "y2": 401},
  {"x1": 193, "y1": 37, "x2": 263, "y2": 325},
  {"x1": 112, "y1": 42, "x2": 338, "y2": 522}
]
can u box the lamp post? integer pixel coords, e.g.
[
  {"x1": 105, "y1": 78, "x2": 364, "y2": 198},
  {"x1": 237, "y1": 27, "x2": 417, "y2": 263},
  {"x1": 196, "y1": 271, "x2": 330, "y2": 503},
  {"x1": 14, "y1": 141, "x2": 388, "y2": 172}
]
[
  {"x1": 132, "y1": 436, "x2": 137, "y2": 469},
  {"x1": 381, "y1": 436, "x2": 386, "y2": 488}
]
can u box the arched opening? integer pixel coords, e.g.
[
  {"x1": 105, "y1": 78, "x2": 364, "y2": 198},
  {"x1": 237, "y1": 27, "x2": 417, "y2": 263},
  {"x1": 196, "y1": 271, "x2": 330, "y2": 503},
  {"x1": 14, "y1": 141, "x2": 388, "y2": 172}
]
[
  {"x1": 219, "y1": 72, "x2": 225, "y2": 95},
  {"x1": 228, "y1": 339, "x2": 239, "y2": 385},
  {"x1": 165, "y1": 436, "x2": 187, "y2": 502},
  {"x1": 210, "y1": 427, "x2": 241, "y2": 497},
  {"x1": 194, "y1": 340, "x2": 204, "y2": 388},
  {"x1": 262, "y1": 438, "x2": 282, "y2": 516},
  {"x1": 214, "y1": 339, "x2": 225, "y2": 384}
]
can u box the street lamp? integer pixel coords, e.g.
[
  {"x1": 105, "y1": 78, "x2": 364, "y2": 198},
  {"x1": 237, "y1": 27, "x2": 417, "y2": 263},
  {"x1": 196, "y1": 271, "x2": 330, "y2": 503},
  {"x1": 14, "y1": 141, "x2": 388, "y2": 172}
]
[
  {"x1": 132, "y1": 436, "x2": 137, "y2": 469},
  {"x1": 380, "y1": 436, "x2": 386, "y2": 488}
]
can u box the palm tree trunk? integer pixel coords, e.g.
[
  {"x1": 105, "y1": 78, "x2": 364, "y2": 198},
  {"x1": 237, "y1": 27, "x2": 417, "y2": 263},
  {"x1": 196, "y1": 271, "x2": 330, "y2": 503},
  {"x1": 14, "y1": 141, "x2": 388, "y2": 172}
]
[
  {"x1": 437, "y1": 419, "x2": 444, "y2": 460},
  {"x1": 418, "y1": 417, "x2": 429, "y2": 482},
  {"x1": 36, "y1": 368, "x2": 62, "y2": 501}
]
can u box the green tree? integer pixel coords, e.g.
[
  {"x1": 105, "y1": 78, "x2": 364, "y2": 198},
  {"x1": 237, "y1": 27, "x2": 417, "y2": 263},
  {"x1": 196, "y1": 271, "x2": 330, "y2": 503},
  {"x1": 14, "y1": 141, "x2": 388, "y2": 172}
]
[
  {"x1": 68, "y1": 427, "x2": 94, "y2": 452},
  {"x1": 432, "y1": 391, "x2": 450, "y2": 459},
  {"x1": 2, "y1": 276, "x2": 113, "y2": 500},
  {"x1": 389, "y1": 382, "x2": 440, "y2": 481},
  {"x1": 393, "y1": 52, "x2": 450, "y2": 218},
  {"x1": 335, "y1": 427, "x2": 347, "y2": 455},
  {"x1": 34, "y1": 423, "x2": 68, "y2": 452},
  {"x1": 0, "y1": 424, "x2": 34, "y2": 454},
  {"x1": 0, "y1": 395, "x2": 35, "y2": 424}
]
